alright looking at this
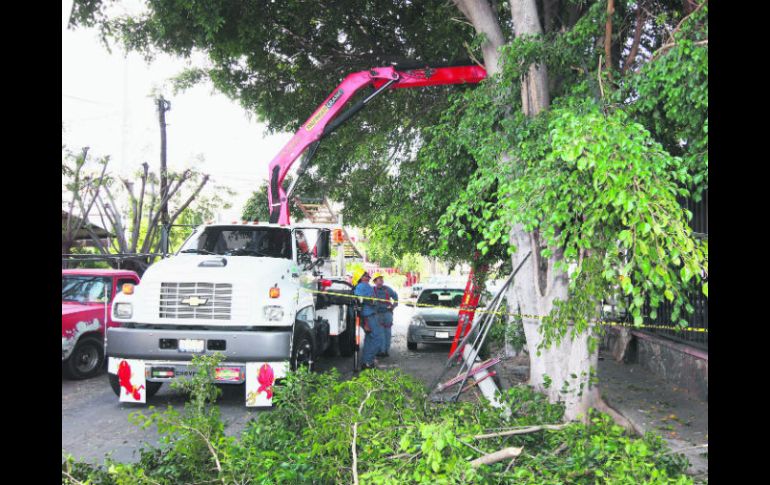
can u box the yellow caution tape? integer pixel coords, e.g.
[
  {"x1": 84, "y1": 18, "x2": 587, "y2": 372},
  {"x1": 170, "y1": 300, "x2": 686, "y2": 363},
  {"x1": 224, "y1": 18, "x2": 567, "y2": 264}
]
[{"x1": 307, "y1": 288, "x2": 708, "y2": 334}]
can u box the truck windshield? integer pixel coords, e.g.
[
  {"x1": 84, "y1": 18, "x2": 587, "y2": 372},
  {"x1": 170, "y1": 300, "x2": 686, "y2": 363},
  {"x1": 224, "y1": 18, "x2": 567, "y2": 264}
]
[
  {"x1": 62, "y1": 276, "x2": 111, "y2": 304},
  {"x1": 179, "y1": 227, "x2": 293, "y2": 259}
]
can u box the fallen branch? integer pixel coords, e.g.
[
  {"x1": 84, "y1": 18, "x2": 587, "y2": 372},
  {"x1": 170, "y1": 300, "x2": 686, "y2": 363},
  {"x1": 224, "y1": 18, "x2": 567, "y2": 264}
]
[
  {"x1": 551, "y1": 442, "x2": 569, "y2": 456},
  {"x1": 179, "y1": 423, "x2": 224, "y2": 482},
  {"x1": 352, "y1": 389, "x2": 379, "y2": 485},
  {"x1": 470, "y1": 447, "x2": 523, "y2": 468},
  {"x1": 473, "y1": 423, "x2": 569, "y2": 440},
  {"x1": 61, "y1": 470, "x2": 85, "y2": 485}
]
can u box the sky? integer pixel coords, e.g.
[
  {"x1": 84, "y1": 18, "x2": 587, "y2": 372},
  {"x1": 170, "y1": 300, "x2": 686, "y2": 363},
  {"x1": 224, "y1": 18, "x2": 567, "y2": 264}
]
[{"x1": 62, "y1": 0, "x2": 293, "y2": 221}]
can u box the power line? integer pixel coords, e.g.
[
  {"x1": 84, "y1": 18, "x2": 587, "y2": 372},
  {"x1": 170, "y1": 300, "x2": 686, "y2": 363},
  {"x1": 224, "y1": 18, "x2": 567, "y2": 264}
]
[{"x1": 62, "y1": 93, "x2": 114, "y2": 106}]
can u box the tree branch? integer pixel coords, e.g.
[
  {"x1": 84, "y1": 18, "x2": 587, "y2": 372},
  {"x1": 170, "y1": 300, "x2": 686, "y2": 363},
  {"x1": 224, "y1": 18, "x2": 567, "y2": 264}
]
[
  {"x1": 604, "y1": 0, "x2": 615, "y2": 79},
  {"x1": 469, "y1": 446, "x2": 522, "y2": 468},
  {"x1": 102, "y1": 183, "x2": 128, "y2": 253},
  {"x1": 621, "y1": 8, "x2": 645, "y2": 75},
  {"x1": 352, "y1": 388, "x2": 380, "y2": 485},
  {"x1": 169, "y1": 174, "x2": 210, "y2": 226},
  {"x1": 132, "y1": 163, "x2": 149, "y2": 252},
  {"x1": 473, "y1": 423, "x2": 568, "y2": 440}
]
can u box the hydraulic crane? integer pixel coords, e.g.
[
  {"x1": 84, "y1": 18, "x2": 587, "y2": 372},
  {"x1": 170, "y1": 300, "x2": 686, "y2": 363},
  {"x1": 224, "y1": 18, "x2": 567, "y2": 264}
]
[
  {"x1": 266, "y1": 64, "x2": 487, "y2": 225},
  {"x1": 264, "y1": 64, "x2": 497, "y2": 384}
]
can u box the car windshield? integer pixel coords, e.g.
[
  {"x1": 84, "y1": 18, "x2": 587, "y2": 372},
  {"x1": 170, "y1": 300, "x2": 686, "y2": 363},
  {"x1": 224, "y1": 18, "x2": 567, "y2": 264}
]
[
  {"x1": 62, "y1": 276, "x2": 111, "y2": 303},
  {"x1": 417, "y1": 289, "x2": 466, "y2": 309},
  {"x1": 179, "y1": 227, "x2": 292, "y2": 259}
]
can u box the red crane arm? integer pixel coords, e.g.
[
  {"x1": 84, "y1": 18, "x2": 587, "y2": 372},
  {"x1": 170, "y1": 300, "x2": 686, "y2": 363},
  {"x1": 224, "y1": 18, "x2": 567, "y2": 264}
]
[{"x1": 266, "y1": 65, "x2": 487, "y2": 224}]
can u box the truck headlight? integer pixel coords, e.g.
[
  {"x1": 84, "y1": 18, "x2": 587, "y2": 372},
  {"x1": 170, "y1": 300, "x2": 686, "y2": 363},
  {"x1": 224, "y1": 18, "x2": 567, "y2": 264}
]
[
  {"x1": 115, "y1": 303, "x2": 133, "y2": 319},
  {"x1": 263, "y1": 305, "x2": 284, "y2": 322}
]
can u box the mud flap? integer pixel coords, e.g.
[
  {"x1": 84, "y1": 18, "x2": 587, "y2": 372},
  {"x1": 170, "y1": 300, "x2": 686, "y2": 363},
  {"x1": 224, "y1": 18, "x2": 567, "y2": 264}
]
[
  {"x1": 245, "y1": 361, "x2": 289, "y2": 407},
  {"x1": 108, "y1": 357, "x2": 147, "y2": 403}
]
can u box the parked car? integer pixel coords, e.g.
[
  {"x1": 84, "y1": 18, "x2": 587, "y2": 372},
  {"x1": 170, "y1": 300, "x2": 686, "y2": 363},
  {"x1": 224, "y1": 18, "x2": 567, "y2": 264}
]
[
  {"x1": 62, "y1": 269, "x2": 140, "y2": 379},
  {"x1": 406, "y1": 286, "x2": 467, "y2": 350}
]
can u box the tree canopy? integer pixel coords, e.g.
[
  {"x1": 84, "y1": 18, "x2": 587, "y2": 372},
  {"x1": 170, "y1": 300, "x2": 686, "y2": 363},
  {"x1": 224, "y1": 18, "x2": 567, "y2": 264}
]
[
  {"x1": 71, "y1": 0, "x2": 707, "y2": 323},
  {"x1": 70, "y1": 0, "x2": 708, "y2": 419}
]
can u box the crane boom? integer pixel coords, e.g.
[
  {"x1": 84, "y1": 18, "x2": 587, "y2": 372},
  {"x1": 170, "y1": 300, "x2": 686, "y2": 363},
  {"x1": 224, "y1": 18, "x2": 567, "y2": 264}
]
[{"x1": 266, "y1": 65, "x2": 487, "y2": 224}]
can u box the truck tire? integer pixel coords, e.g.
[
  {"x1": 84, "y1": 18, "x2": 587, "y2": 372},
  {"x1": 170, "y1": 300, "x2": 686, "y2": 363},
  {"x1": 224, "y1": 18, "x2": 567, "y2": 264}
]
[
  {"x1": 108, "y1": 373, "x2": 163, "y2": 399},
  {"x1": 291, "y1": 329, "x2": 315, "y2": 371},
  {"x1": 64, "y1": 336, "x2": 104, "y2": 380}
]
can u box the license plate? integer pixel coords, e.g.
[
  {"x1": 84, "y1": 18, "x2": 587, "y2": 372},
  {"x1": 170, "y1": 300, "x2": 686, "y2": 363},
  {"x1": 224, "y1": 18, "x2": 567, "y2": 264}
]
[
  {"x1": 215, "y1": 367, "x2": 242, "y2": 382},
  {"x1": 435, "y1": 331, "x2": 450, "y2": 339},
  {"x1": 178, "y1": 339, "x2": 205, "y2": 353}
]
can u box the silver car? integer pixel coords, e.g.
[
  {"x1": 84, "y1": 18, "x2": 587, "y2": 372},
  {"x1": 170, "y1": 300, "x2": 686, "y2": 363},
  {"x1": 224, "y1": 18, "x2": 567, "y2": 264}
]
[{"x1": 406, "y1": 286, "x2": 467, "y2": 350}]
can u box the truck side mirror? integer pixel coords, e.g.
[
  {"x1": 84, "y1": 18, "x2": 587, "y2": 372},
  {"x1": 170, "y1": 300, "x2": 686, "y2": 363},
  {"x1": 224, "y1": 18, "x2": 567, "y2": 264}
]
[{"x1": 316, "y1": 230, "x2": 331, "y2": 259}]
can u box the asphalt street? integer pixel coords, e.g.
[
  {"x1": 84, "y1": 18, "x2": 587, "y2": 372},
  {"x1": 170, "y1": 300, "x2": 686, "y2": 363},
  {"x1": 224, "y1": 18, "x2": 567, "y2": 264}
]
[{"x1": 62, "y1": 303, "x2": 453, "y2": 464}]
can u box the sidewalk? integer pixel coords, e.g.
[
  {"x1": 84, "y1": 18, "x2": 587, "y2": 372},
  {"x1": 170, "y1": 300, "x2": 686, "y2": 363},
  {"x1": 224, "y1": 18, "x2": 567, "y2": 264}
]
[{"x1": 598, "y1": 351, "x2": 708, "y2": 482}]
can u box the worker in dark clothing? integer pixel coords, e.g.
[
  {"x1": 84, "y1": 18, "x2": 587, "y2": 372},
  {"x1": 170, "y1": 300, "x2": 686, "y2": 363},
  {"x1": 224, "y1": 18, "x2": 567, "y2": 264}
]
[
  {"x1": 372, "y1": 272, "x2": 398, "y2": 357},
  {"x1": 352, "y1": 268, "x2": 381, "y2": 369}
]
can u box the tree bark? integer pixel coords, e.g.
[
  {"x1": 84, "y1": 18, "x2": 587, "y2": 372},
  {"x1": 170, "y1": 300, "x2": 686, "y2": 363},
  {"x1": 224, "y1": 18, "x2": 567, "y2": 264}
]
[
  {"x1": 453, "y1": 0, "x2": 507, "y2": 74},
  {"x1": 454, "y1": 0, "x2": 606, "y2": 423},
  {"x1": 507, "y1": 0, "x2": 598, "y2": 422},
  {"x1": 604, "y1": 0, "x2": 615, "y2": 78}
]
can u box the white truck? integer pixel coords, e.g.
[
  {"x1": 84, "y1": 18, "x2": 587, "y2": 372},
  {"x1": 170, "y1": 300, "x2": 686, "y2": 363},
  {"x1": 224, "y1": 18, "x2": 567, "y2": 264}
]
[
  {"x1": 106, "y1": 222, "x2": 356, "y2": 406},
  {"x1": 106, "y1": 64, "x2": 487, "y2": 406}
]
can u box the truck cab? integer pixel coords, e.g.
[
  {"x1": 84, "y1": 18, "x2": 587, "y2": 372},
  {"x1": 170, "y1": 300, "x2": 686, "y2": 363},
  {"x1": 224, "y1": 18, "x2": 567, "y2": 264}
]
[
  {"x1": 62, "y1": 269, "x2": 140, "y2": 379},
  {"x1": 107, "y1": 223, "x2": 354, "y2": 406}
]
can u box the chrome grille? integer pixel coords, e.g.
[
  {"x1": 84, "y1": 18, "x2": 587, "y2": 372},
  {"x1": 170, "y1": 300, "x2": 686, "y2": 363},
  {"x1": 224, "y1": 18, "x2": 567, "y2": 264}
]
[
  {"x1": 425, "y1": 320, "x2": 457, "y2": 327},
  {"x1": 159, "y1": 282, "x2": 232, "y2": 320}
]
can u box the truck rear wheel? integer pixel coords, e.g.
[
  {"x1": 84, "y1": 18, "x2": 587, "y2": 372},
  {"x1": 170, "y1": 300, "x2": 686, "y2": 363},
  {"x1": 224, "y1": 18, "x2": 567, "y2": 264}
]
[
  {"x1": 64, "y1": 337, "x2": 104, "y2": 380},
  {"x1": 108, "y1": 373, "x2": 163, "y2": 399}
]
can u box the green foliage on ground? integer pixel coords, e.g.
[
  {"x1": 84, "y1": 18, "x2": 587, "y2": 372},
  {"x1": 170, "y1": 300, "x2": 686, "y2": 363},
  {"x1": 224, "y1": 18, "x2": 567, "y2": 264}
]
[{"x1": 63, "y1": 355, "x2": 692, "y2": 484}]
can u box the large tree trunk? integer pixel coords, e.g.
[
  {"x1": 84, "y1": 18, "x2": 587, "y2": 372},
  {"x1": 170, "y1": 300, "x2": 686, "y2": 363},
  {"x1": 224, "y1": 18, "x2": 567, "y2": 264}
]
[
  {"x1": 507, "y1": 0, "x2": 599, "y2": 422},
  {"x1": 455, "y1": 0, "x2": 605, "y2": 422}
]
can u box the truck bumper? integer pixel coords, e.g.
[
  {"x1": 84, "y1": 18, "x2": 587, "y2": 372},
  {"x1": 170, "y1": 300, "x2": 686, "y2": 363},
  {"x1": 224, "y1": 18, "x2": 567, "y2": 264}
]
[
  {"x1": 107, "y1": 357, "x2": 289, "y2": 407},
  {"x1": 106, "y1": 326, "x2": 293, "y2": 362}
]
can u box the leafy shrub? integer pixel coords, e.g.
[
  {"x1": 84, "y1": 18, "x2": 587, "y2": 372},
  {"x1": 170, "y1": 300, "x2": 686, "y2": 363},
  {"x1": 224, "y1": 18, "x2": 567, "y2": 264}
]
[{"x1": 63, "y1": 355, "x2": 692, "y2": 484}]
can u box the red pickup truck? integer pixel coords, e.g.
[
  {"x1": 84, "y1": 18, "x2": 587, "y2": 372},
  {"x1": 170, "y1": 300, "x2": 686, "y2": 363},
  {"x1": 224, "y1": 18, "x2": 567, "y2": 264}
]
[{"x1": 62, "y1": 269, "x2": 140, "y2": 379}]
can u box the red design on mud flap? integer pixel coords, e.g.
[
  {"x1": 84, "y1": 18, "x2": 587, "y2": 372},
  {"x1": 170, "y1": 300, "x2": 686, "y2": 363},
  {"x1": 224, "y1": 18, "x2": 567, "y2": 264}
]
[
  {"x1": 118, "y1": 360, "x2": 145, "y2": 400},
  {"x1": 257, "y1": 363, "x2": 275, "y2": 399}
]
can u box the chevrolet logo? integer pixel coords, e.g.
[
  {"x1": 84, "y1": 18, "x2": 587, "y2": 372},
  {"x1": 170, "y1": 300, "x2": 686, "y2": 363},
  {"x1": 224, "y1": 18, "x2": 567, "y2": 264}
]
[{"x1": 181, "y1": 296, "x2": 208, "y2": 307}]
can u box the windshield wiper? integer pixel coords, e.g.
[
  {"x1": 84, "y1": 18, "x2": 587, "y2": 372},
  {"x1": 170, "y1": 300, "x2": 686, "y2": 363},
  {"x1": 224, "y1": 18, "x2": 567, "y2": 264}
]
[
  {"x1": 180, "y1": 249, "x2": 216, "y2": 255},
  {"x1": 226, "y1": 248, "x2": 269, "y2": 257}
]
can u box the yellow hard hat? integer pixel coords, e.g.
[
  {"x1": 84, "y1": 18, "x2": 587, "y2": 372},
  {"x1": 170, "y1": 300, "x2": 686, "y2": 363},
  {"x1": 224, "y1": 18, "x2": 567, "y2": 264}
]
[
  {"x1": 371, "y1": 272, "x2": 384, "y2": 282},
  {"x1": 352, "y1": 268, "x2": 368, "y2": 286}
]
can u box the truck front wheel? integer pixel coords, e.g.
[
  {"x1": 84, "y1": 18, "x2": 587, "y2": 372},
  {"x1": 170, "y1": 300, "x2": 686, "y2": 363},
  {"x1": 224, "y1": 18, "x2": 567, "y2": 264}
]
[
  {"x1": 291, "y1": 330, "x2": 314, "y2": 371},
  {"x1": 108, "y1": 373, "x2": 162, "y2": 399},
  {"x1": 64, "y1": 337, "x2": 104, "y2": 380}
]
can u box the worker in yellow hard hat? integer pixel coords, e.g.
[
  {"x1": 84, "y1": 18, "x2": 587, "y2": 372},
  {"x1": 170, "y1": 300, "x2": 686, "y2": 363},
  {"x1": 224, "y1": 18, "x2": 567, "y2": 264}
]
[
  {"x1": 372, "y1": 272, "x2": 398, "y2": 358},
  {"x1": 351, "y1": 267, "x2": 367, "y2": 286},
  {"x1": 352, "y1": 269, "x2": 382, "y2": 370}
]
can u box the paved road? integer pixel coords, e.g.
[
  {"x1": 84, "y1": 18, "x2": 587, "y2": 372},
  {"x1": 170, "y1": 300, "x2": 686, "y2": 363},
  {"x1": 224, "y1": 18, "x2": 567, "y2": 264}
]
[{"x1": 62, "y1": 304, "x2": 453, "y2": 464}]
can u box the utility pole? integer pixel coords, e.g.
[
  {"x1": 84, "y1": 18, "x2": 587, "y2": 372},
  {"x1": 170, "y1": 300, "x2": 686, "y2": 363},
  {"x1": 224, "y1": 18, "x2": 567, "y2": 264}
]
[{"x1": 156, "y1": 96, "x2": 171, "y2": 254}]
